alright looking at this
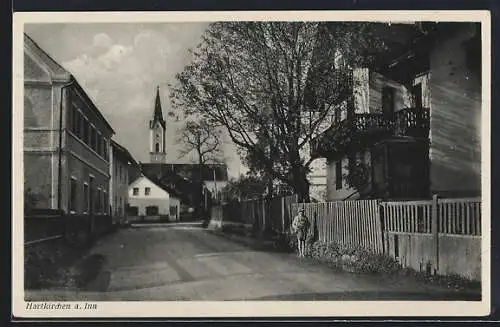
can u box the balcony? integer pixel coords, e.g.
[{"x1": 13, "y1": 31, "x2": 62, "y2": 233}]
[
  {"x1": 311, "y1": 107, "x2": 429, "y2": 159},
  {"x1": 394, "y1": 107, "x2": 430, "y2": 137}
]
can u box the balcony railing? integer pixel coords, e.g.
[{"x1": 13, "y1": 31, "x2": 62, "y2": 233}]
[
  {"x1": 394, "y1": 107, "x2": 430, "y2": 137},
  {"x1": 311, "y1": 107, "x2": 429, "y2": 159}
]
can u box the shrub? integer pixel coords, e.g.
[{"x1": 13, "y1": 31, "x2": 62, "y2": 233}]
[
  {"x1": 272, "y1": 232, "x2": 297, "y2": 253},
  {"x1": 24, "y1": 239, "x2": 89, "y2": 289},
  {"x1": 305, "y1": 240, "x2": 401, "y2": 274}
]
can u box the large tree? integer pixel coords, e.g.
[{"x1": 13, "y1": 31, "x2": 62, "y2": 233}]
[
  {"x1": 220, "y1": 174, "x2": 268, "y2": 201},
  {"x1": 171, "y1": 22, "x2": 392, "y2": 202},
  {"x1": 177, "y1": 119, "x2": 224, "y2": 212}
]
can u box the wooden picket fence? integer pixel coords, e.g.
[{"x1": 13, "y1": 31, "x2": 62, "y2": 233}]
[
  {"x1": 381, "y1": 196, "x2": 481, "y2": 279},
  {"x1": 293, "y1": 200, "x2": 384, "y2": 254},
  {"x1": 290, "y1": 196, "x2": 481, "y2": 280},
  {"x1": 239, "y1": 194, "x2": 299, "y2": 233},
  {"x1": 210, "y1": 194, "x2": 299, "y2": 233},
  {"x1": 438, "y1": 198, "x2": 481, "y2": 235},
  {"x1": 381, "y1": 197, "x2": 481, "y2": 236},
  {"x1": 211, "y1": 192, "x2": 481, "y2": 279}
]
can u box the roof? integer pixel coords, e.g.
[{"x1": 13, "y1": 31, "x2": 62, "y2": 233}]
[
  {"x1": 136, "y1": 163, "x2": 228, "y2": 205},
  {"x1": 24, "y1": 33, "x2": 70, "y2": 80},
  {"x1": 130, "y1": 174, "x2": 186, "y2": 202},
  {"x1": 24, "y1": 33, "x2": 115, "y2": 135},
  {"x1": 111, "y1": 140, "x2": 138, "y2": 166},
  {"x1": 149, "y1": 86, "x2": 166, "y2": 129},
  {"x1": 71, "y1": 77, "x2": 115, "y2": 134},
  {"x1": 148, "y1": 176, "x2": 184, "y2": 200},
  {"x1": 141, "y1": 173, "x2": 190, "y2": 203},
  {"x1": 140, "y1": 163, "x2": 229, "y2": 182}
]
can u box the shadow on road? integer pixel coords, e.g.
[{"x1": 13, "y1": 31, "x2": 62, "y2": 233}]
[{"x1": 74, "y1": 254, "x2": 109, "y2": 291}]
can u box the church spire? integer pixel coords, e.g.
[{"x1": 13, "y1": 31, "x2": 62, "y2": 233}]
[
  {"x1": 149, "y1": 85, "x2": 167, "y2": 163},
  {"x1": 150, "y1": 85, "x2": 166, "y2": 129}
]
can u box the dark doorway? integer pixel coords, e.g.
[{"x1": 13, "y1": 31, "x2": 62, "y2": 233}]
[
  {"x1": 128, "y1": 206, "x2": 138, "y2": 216},
  {"x1": 412, "y1": 83, "x2": 423, "y2": 109},
  {"x1": 146, "y1": 205, "x2": 159, "y2": 216},
  {"x1": 382, "y1": 87, "x2": 395, "y2": 118}
]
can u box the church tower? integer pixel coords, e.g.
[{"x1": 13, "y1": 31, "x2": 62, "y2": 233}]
[{"x1": 149, "y1": 86, "x2": 166, "y2": 163}]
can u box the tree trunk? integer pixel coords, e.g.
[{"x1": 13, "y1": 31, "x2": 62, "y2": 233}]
[
  {"x1": 267, "y1": 175, "x2": 273, "y2": 200},
  {"x1": 291, "y1": 168, "x2": 310, "y2": 203},
  {"x1": 198, "y1": 162, "x2": 204, "y2": 217}
]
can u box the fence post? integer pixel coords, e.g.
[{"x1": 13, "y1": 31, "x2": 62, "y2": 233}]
[
  {"x1": 379, "y1": 201, "x2": 386, "y2": 254},
  {"x1": 431, "y1": 194, "x2": 439, "y2": 275}
]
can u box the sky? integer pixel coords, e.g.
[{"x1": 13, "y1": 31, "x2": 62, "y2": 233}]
[{"x1": 24, "y1": 23, "x2": 246, "y2": 179}]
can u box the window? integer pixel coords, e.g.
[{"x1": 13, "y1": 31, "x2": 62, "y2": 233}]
[
  {"x1": 155, "y1": 143, "x2": 160, "y2": 152},
  {"x1": 83, "y1": 183, "x2": 89, "y2": 213},
  {"x1": 146, "y1": 205, "x2": 159, "y2": 215},
  {"x1": 83, "y1": 119, "x2": 89, "y2": 144},
  {"x1": 89, "y1": 176, "x2": 94, "y2": 214},
  {"x1": 96, "y1": 188, "x2": 102, "y2": 213},
  {"x1": 69, "y1": 177, "x2": 77, "y2": 213},
  {"x1": 382, "y1": 87, "x2": 395, "y2": 118},
  {"x1": 103, "y1": 190, "x2": 108, "y2": 215},
  {"x1": 114, "y1": 195, "x2": 117, "y2": 214},
  {"x1": 91, "y1": 127, "x2": 97, "y2": 151},
  {"x1": 71, "y1": 107, "x2": 79, "y2": 134},
  {"x1": 412, "y1": 83, "x2": 423, "y2": 109},
  {"x1": 97, "y1": 133, "x2": 102, "y2": 155},
  {"x1": 76, "y1": 111, "x2": 82, "y2": 137},
  {"x1": 145, "y1": 187, "x2": 151, "y2": 196},
  {"x1": 102, "y1": 139, "x2": 107, "y2": 158},
  {"x1": 133, "y1": 187, "x2": 139, "y2": 196},
  {"x1": 335, "y1": 160, "x2": 342, "y2": 190}
]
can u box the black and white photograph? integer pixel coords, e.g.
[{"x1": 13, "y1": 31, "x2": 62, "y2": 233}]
[{"x1": 12, "y1": 11, "x2": 490, "y2": 317}]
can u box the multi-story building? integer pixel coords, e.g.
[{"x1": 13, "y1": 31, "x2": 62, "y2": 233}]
[
  {"x1": 24, "y1": 33, "x2": 115, "y2": 218},
  {"x1": 109, "y1": 140, "x2": 139, "y2": 224},
  {"x1": 311, "y1": 22, "x2": 481, "y2": 201}
]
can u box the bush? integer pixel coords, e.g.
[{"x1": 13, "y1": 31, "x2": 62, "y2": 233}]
[
  {"x1": 272, "y1": 232, "x2": 297, "y2": 253},
  {"x1": 305, "y1": 241, "x2": 401, "y2": 274},
  {"x1": 24, "y1": 239, "x2": 89, "y2": 289}
]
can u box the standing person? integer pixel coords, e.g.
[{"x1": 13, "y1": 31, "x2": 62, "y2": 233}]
[{"x1": 292, "y1": 207, "x2": 310, "y2": 257}]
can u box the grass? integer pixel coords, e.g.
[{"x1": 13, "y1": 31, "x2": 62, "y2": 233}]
[
  {"x1": 24, "y1": 239, "x2": 90, "y2": 290},
  {"x1": 24, "y1": 228, "x2": 116, "y2": 290}
]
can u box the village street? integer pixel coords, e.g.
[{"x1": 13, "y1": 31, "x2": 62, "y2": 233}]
[{"x1": 25, "y1": 223, "x2": 479, "y2": 302}]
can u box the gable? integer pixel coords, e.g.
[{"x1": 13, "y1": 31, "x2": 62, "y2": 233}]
[
  {"x1": 128, "y1": 176, "x2": 170, "y2": 198},
  {"x1": 24, "y1": 51, "x2": 51, "y2": 82},
  {"x1": 24, "y1": 34, "x2": 71, "y2": 82}
]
